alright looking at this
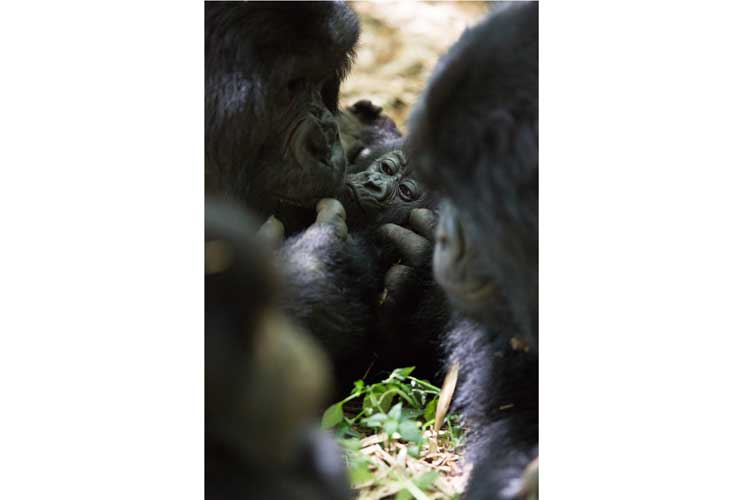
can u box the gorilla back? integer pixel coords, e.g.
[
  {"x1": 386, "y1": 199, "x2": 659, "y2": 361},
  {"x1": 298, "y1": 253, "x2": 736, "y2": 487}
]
[{"x1": 205, "y1": 2, "x2": 359, "y2": 220}]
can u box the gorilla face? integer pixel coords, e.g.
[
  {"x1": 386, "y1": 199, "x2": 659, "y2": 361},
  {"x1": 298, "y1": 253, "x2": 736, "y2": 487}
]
[
  {"x1": 340, "y1": 150, "x2": 431, "y2": 228},
  {"x1": 259, "y1": 74, "x2": 349, "y2": 208},
  {"x1": 407, "y1": 1, "x2": 538, "y2": 342},
  {"x1": 432, "y1": 200, "x2": 508, "y2": 324},
  {"x1": 205, "y1": 2, "x2": 359, "y2": 213}
]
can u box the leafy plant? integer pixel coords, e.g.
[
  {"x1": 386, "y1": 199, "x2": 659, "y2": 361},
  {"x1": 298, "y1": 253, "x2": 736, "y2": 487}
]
[
  {"x1": 321, "y1": 367, "x2": 466, "y2": 498},
  {"x1": 322, "y1": 367, "x2": 445, "y2": 435}
]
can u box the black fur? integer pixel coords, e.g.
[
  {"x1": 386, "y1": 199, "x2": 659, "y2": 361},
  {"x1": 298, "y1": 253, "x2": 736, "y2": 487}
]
[
  {"x1": 336, "y1": 99, "x2": 403, "y2": 169},
  {"x1": 409, "y1": 3, "x2": 539, "y2": 498},
  {"x1": 205, "y1": 2, "x2": 360, "y2": 234},
  {"x1": 205, "y1": 199, "x2": 351, "y2": 500},
  {"x1": 278, "y1": 221, "x2": 447, "y2": 393}
]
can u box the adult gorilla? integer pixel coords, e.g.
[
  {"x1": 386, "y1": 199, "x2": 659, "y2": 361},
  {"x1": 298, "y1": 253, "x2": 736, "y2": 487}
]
[
  {"x1": 407, "y1": 3, "x2": 539, "y2": 499},
  {"x1": 206, "y1": 199, "x2": 350, "y2": 500},
  {"x1": 205, "y1": 2, "x2": 359, "y2": 232}
]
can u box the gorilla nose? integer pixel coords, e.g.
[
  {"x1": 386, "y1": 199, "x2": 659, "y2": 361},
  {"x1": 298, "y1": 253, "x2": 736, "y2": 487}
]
[
  {"x1": 364, "y1": 174, "x2": 389, "y2": 200},
  {"x1": 304, "y1": 121, "x2": 329, "y2": 158}
]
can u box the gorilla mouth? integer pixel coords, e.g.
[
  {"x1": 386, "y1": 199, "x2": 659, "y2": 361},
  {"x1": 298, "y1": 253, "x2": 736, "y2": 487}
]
[
  {"x1": 345, "y1": 183, "x2": 368, "y2": 218},
  {"x1": 268, "y1": 128, "x2": 346, "y2": 209}
]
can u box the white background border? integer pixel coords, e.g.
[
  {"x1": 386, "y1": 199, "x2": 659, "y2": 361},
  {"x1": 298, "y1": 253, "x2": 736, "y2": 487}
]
[{"x1": 1, "y1": 2, "x2": 748, "y2": 498}]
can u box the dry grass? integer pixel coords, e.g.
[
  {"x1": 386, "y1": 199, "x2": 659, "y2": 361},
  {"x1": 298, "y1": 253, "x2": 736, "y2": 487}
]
[
  {"x1": 341, "y1": 1, "x2": 489, "y2": 130},
  {"x1": 353, "y1": 429, "x2": 469, "y2": 500}
]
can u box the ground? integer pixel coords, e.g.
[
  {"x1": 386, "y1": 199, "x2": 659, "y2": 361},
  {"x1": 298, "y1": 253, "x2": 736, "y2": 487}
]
[{"x1": 341, "y1": 1, "x2": 489, "y2": 131}]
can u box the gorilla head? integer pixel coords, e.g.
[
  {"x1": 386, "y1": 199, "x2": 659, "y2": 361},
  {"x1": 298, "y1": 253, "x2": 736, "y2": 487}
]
[
  {"x1": 336, "y1": 99, "x2": 403, "y2": 166},
  {"x1": 205, "y1": 2, "x2": 360, "y2": 215},
  {"x1": 338, "y1": 142, "x2": 437, "y2": 229},
  {"x1": 410, "y1": 2, "x2": 538, "y2": 346},
  {"x1": 407, "y1": 4, "x2": 539, "y2": 498}
]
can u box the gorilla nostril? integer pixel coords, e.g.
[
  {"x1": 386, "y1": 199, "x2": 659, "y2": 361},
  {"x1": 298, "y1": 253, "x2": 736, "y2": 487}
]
[{"x1": 363, "y1": 176, "x2": 389, "y2": 199}]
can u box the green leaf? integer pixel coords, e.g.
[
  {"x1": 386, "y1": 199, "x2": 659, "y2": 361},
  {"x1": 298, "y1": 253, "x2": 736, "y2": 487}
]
[
  {"x1": 379, "y1": 391, "x2": 395, "y2": 413},
  {"x1": 338, "y1": 437, "x2": 361, "y2": 451},
  {"x1": 388, "y1": 402, "x2": 403, "y2": 420},
  {"x1": 395, "y1": 489, "x2": 413, "y2": 500},
  {"x1": 348, "y1": 459, "x2": 372, "y2": 485},
  {"x1": 401, "y1": 407, "x2": 423, "y2": 420},
  {"x1": 423, "y1": 398, "x2": 437, "y2": 422},
  {"x1": 398, "y1": 419, "x2": 423, "y2": 444},
  {"x1": 321, "y1": 402, "x2": 343, "y2": 429},
  {"x1": 362, "y1": 412, "x2": 388, "y2": 428},
  {"x1": 414, "y1": 470, "x2": 439, "y2": 490},
  {"x1": 384, "y1": 418, "x2": 399, "y2": 436},
  {"x1": 351, "y1": 379, "x2": 365, "y2": 395},
  {"x1": 407, "y1": 444, "x2": 421, "y2": 458},
  {"x1": 390, "y1": 366, "x2": 415, "y2": 380}
]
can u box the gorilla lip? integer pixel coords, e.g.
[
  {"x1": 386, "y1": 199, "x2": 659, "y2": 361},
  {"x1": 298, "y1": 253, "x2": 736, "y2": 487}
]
[{"x1": 345, "y1": 183, "x2": 368, "y2": 218}]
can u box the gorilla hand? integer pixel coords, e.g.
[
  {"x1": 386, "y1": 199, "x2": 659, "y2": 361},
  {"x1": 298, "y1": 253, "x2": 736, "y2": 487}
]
[
  {"x1": 377, "y1": 208, "x2": 437, "y2": 310},
  {"x1": 315, "y1": 198, "x2": 348, "y2": 240},
  {"x1": 257, "y1": 215, "x2": 285, "y2": 250}
]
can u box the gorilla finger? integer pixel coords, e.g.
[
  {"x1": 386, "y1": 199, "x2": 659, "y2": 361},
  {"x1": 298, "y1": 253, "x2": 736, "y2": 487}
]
[
  {"x1": 380, "y1": 264, "x2": 416, "y2": 311},
  {"x1": 316, "y1": 198, "x2": 348, "y2": 239},
  {"x1": 408, "y1": 208, "x2": 438, "y2": 242},
  {"x1": 378, "y1": 223, "x2": 431, "y2": 267},
  {"x1": 384, "y1": 264, "x2": 417, "y2": 295},
  {"x1": 257, "y1": 215, "x2": 285, "y2": 249}
]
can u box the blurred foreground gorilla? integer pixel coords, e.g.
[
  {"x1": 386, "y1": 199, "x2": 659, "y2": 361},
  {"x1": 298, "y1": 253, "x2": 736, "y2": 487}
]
[
  {"x1": 409, "y1": 3, "x2": 539, "y2": 499},
  {"x1": 205, "y1": 2, "x2": 359, "y2": 233},
  {"x1": 205, "y1": 200, "x2": 351, "y2": 500}
]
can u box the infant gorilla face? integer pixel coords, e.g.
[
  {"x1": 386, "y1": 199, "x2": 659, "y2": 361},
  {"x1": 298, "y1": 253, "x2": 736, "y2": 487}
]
[{"x1": 340, "y1": 150, "x2": 430, "y2": 229}]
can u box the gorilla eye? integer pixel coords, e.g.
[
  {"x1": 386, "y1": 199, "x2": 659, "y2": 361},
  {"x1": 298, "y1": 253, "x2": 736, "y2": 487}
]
[
  {"x1": 381, "y1": 161, "x2": 396, "y2": 176},
  {"x1": 398, "y1": 183, "x2": 416, "y2": 201}
]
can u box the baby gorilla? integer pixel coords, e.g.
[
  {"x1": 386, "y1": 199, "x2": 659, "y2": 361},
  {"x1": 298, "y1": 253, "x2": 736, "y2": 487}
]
[
  {"x1": 262, "y1": 147, "x2": 447, "y2": 392},
  {"x1": 336, "y1": 99, "x2": 403, "y2": 167},
  {"x1": 338, "y1": 143, "x2": 436, "y2": 230}
]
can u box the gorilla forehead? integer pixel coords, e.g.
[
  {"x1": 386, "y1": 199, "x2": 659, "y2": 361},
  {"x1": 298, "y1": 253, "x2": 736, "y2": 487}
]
[
  {"x1": 205, "y1": 2, "x2": 359, "y2": 73},
  {"x1": 408, "y1": 3, "x2": 538, "y2": 342},
  {"x1": 408, "y1": 2, "x2": 538, "y2": 195}
]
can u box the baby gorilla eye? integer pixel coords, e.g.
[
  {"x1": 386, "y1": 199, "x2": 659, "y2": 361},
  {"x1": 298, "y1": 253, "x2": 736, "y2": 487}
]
[
  {"x1": 380, "y1": 160, "x2": 396, "y2": 176},
  {"x1": 398, "y1": 183, "x2": 416, "y2": 201}
]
